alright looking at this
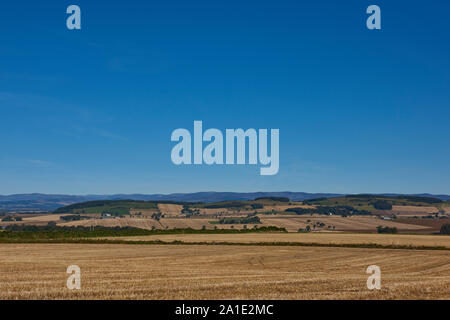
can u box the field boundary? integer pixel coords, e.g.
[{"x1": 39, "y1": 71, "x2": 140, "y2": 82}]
[{"x1": 0, "y1": 238, "x2": 448, "y2": 251}]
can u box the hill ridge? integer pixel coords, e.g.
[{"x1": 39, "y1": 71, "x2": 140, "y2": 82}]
[{"x1": 1, "y1": 191, "x2": 449, "y2": 212}]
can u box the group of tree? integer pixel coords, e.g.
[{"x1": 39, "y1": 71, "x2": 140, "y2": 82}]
[
  {"x1": 302, "y1": 197, "x2": 328, "y2": 205},
  {"x1": 150, "y1": 213, "x2": 164, "y2": 221},
  {"x1": 440, "y1": 223, "x2": 450, "y2": 235},
  {"x1": 1, "y1": 216, "x2": 22, "y2": 222},
  {"x1": 218, "y1": 215, "x2": 261, "y2": 225},
  {"x1": 60, "y1": 215, "x2": 90, "y2": 222},
  {"x1": 254, "y1": 197, "x2": 290, "y2": 202},
  {"x1": 285, "y1": 205, "x2": 371, "y2": 216},
  {"x1": 181, "y1": 205, "x2": 200, "y2": 216},
  {"x1": 202, "y1": 201, "x2": 248, "y2": 209},
  {"x1": 0, "y1": 224, "x2": 287, "y2": 240},
  {"x1": 298, "y1": 225, "x2": 311, "y2": 232},
  {"x1": 345, "y1": 194, "x2": 442, "y2": 204},
  {"x1": 376, "y1": 226, "x2": 398, "y2": 234},
  {"x1": 373, "y1": 200, "x2": 393, "y2": 210}
]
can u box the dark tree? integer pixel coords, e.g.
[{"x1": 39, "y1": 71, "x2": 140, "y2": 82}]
[
  {"x1": 440, "y1": 223, "x2": 450, "y2": 235},
  {"x1": 373, "y1": 200, "x2": 393, "y2": 210}
]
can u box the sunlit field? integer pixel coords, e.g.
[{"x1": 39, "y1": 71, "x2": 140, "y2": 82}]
[{"x1": 0, "y1": 243, "x2": 449, "y2": 300}]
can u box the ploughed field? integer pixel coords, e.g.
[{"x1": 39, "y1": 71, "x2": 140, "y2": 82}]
[{"x1": 0, "y1": 243, "x2": 449, "y2": 300}]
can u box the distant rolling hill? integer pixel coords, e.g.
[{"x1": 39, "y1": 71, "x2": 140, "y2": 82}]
[{"x1": 0, "y1": 192, "x2": 449, "y2": 213}]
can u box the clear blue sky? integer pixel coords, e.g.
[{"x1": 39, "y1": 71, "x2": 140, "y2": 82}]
[{"x1": 0, "y1": 0, "x2": 449, "y2": 195}]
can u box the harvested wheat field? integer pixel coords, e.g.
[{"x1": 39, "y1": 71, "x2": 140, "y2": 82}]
[
  {"x1": 0, "y1": 244, "x2": 449, "y2": 300},
  {"x1": 259, "y1": 215, "x2": 428, "y2": 232},
  {"x1": 57, "y1": 215, "x2": 432, "y2": 233},
  {"x1": 105, "y1": 233, "x2": 450, "y2": 248},
  {"x1": 57, "y1": 217, "x2": 162, "y2": 229},
  {"x1": 391, "y1": 205, "x2": 438, "y2": 216},
  {"x1": 57, "y1": 217, "x2": 255, "y2": 230},
  {"x1": 159, "y1": 218, "x2": 259, "y2": 230},
  {"x1": 129, "y1": 208, "x2": 158, "y2": 216},
  {"x1": 0, "y1": 214, "x2": 73, "y2": 227},
  {"x1": 157, "y1": 204, "x2": 183, "y2": 217}
]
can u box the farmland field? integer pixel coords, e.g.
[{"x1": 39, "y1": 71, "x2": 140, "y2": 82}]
[
  {"x1": 1, "y1": 197, "x2": 449, "y2": 300},
  {"x1": 4, "y1": 196, "x2": 446, "y2": 235},
  {"x1": 102, "y1": 232, "x2": 450, "y2": 248},
  {"x1": 157, "y1": 203, "x2": 183, "y2": 217},
  {"x1": 0, "y1": 214, "x2": 72, "y2": 227},
  {"x1": 57, "y1": 217, "x2": 258, "y2": 230},
  {"x1": 391, "y1": 205, "x2": 438, "y2": 216},
  {"x1": 54, "y1": 215, "x2": 432, "y2": 233},
  {"x1": 258, "y1": 215, "x2": 428, "y2": 232},
  {"x1": 0, "y1": 243, "x2": 449, "y2": 299},
  {"x1": 4, "y1": 213, "x2": 446, "y2": 234}
]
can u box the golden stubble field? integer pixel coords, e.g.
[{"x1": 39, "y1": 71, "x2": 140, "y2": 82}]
[
  {"x1": 57, "y1": 217, "x2": 258, "y2": 230},
  {"x1": 0, "y1": 243, "x2": 449, "y2": 300},
  {"x1": 157, "y1": 204, "x2": 183, "y2": 217},
  {"x1": 259, "y1": 215, "x2": 428, "y2": 232},
  {"x1": 105, "y1": 232, "x2": 450, "y2": 248},
  {"x1": 54, "y1": 214, "x2": 434, "y2": 233}
]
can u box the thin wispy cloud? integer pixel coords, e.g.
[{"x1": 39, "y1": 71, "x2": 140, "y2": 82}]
[
  {"x1": 26, "y1": 159, "x2": 54, "y2": 167},
  {"x1": 1, "y1": 92, "x2": 127, "y2": 142},
  {"x1": 0, "y1": 91, "x2": 114, "y2": 123},
  {"x1": 0, "y1": 92, "x2": 91, "y2": 121},
  {"x1": 94, "y1": 129, "x2": 128, "y2": 142},
  {"x1": 56, "y1": 125, "x2": 128, "y2": 142},
  {"x1": 106, "y1": 57, "x2": 132, "y2": 72}
]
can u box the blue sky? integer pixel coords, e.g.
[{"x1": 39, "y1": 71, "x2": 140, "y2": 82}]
[{"x1": 0, "y1": 0, "x2": 449, "y2": 195}]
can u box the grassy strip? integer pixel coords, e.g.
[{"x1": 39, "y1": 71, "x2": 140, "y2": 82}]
[{"x1": 0, "y1": 237, "x2": 448, "y2": 251}]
